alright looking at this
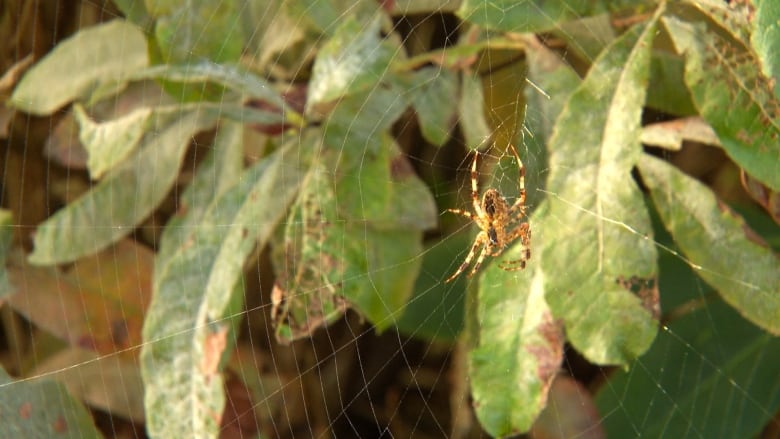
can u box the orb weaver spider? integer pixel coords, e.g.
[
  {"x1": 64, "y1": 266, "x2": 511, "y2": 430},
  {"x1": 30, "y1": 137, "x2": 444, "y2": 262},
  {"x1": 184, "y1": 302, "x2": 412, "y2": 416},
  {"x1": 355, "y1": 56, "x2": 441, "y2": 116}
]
[{"x1": 444, "y1": 144, "x2": 531, "y2": 283}]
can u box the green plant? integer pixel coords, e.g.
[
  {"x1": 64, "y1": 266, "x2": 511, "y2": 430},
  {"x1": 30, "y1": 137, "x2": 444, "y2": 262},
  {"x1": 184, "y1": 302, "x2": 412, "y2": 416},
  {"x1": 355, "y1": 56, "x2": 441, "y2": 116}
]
[{"x1": 1, "y1": 0, "x2": 779, "y2": 437}]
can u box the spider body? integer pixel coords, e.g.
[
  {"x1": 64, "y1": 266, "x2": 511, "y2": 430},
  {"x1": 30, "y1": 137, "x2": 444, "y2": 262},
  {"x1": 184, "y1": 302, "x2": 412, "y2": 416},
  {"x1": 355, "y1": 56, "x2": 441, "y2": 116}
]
[{"x1": 444, "y1": 145, "x2": 531, "y2": 283}]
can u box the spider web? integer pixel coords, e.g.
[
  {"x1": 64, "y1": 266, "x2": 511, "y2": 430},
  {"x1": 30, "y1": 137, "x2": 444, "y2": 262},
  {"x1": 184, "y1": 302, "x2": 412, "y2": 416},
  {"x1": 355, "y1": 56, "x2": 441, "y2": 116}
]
[{"x1": 0, "y1": 1, "x2": 779, "y2": 438}]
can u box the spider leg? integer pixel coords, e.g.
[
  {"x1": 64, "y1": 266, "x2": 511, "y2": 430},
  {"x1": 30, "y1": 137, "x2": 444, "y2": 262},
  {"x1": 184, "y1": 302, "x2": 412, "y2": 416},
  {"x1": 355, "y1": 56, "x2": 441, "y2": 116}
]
[
  {"x1": 467, "y1": 242, "x2": 491, "y2": 278},
  {"x1": 505, "y1": 222, "x2": 531, "y2": 246},
  {"x1": 445, "y1": 208, "x2": 476, "y2": 221},
  {"x1": 507, "y1": 144, "x2": 526, "y2": 213},
  {"x1": 470, "y1": 150, "x2": 485, "y2": 218},
  {"x1": 499, "y1": 256, "x2": 529, "y2": 271},
  {"x1": 498, "y1": 223, "x2": 531, "y2": 271},
  {"x1": 445, "y1": 232, "x2": 487, "y2": 283}
]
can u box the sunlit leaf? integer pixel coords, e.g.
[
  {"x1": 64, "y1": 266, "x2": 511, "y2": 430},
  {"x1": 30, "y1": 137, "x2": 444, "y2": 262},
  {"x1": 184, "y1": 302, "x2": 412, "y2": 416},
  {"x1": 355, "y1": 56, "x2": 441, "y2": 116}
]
[
  {"x1": 542, "y1": 15, "x2": 661, "y2": 366},
  {"x1": 10, "y1": 20, "x2": 148, "y2": 115},
  {"x1": 457, "y1": 0, "x2": 654, "y2": 33},
  {"x1": 156, "y1": 121, "x2": 244, "y2": 270},
  {"x1": 307, "y1": 16, "x2": 399, "y2": 109},
  {"x1": 640, "y1": 116, "x2": 719, "y2": 152},
  {"x1": 639, "y1": 154, "x2": 780, "y2": 335},
  {"x1": 29, "y1": 106, "x2": 217, "y2": 265},
  {"x1": 149, "y1": 0, "x2": 244, "y2": 64},
  {"x1": 471, "y1": 204, "x2": 565, "y2": 436},
  {"x1": 284, "y1": 0, "x2": 379, "y2": 35},
  {"x1": 0, "y1": 367, "x2": 101, "y2": 438},
  {"x1": 142, "y1": 139, "x2": 303, "y2": 438},
  {"x1": 664, "y1": 15, "x2": 780, "y2": 191},
  {"x1": 752, "y1": 1, "x2": 780, "y2": 100},
  {"x1": 131, "y1": 62, "x2": 286, "y2": 109},
  {"x1": 523, "y1": 34, "x2": 581, "y2": 202},
  {"x1": 74, "y1": 104, "x2": 152, "y2": 179}
]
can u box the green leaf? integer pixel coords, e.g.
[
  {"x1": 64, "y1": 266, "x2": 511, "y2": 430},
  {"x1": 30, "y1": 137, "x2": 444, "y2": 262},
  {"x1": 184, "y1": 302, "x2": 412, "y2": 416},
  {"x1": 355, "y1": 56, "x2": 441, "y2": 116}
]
[
  {"x1": 284, "y1": 0, "x2": 379, "y2": 35},
  {"x1": 458, "y1": 73, "x2": 492, "y2": 150},
  {"x1": 0, "y1": 209, "x2": 12, "y2": 299},
  {"x1": 112, "y1": 0, "x2": 152, "y2": 30},
  {"x1": 457, "y1": 0, "x2": 654, "y2": 33},
  {"x1": 273, "y1": 136, "x2": 428, "y2": 339},
  {"x1": 141, "y1": 140, "x2": 303, "y2": 438},
  {"x1": 30, "y1": 348, "x2": 144, "y2": 422},
  {"x1": 321, "y1": 78, "x2": 408, "y2": 158},
  {"x1": 10, "y1": 20, "x2": 148, "y2": 115},
  {"x1": 646, "y1": 50, "x2": 697, "y2": 116},
  {"x1": 396, "y1": 232, "x2": 469, "y2": 342},
  {"x1": 74, "y1": 104, "x2": 153, "y2": 179},
  {"x1": 408, "y1": 67, "x2": 457, "y2": 146},
  {"x1": 523, "y1": 34, "x2": 582, "y2": 201},
  {"x1": 596, "y1": 298, "x2": 780, "y2": 437},
  {"x1": 638, "y1": 153, "x2": 780, "y2": 335},
  {"x1": 149, "y1": 0, "x2": 244, "y2": 64},
  {"x1": 275, "y1": 191, "x2": 423, "y2": 336},
  {"x1": 75, "y1": 96, "x2": 281, "y2": 180},
  {"x1": 156, "y1": 121, "x2": 245, "y2": 270},
  {"x1": 271, "y1": 164, "x2": 350, "y2": 343},
  {"x1": 553, "y1": 13, "x2": 616, "y2": 61},
  {"x1": 132, "y1": 62, "x2": 286, "y2": 109},
  {"x1": 29, "y1": 106, "x2": 217, "y2": 265},
  {"x1": 335, "y1": 136, "x2": 437, "y2": 231},
  {"x1": 470, "y1": 203, "x2": 565, "y2": 436},
  {"x1": 752, "y1": 1, "x2": 780, "y2": 99},
  {"x1": 542, "y1": 16, "x2": 661, "y2": 366},
  {"x1": 0, "y1": 367, "x2": 101, "y2": 438},
  {"x1": 307, "y1": 16, "x2": 398, "y2": 109},
  {"x1": 664, "y1": 15, "x2": 780, "y2": 191}
]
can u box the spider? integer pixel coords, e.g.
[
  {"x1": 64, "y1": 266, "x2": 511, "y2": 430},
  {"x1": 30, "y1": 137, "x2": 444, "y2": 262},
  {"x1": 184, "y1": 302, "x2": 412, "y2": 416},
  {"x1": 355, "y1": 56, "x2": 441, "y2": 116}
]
[{"x1": 444, "y1": 144, "x2": 531, "y2": 283}]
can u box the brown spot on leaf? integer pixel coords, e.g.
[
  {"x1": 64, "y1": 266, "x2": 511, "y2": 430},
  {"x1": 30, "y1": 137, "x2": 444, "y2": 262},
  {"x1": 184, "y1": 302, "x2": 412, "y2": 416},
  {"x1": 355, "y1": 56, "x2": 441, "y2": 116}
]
[
  {"x1": 52, "y1": 415, "x2": 68, "y2": 433},
  {"x1": 526, "y1": 311, "x2": 564, "y2": 395},
  {"x1": 616, "y1": 275, "x2": 660, "y2": 320},
  {"x1": 19, "y1": 402, "x2": 32, "y2": 419},
  {"x1": 741, "y1": 169, "x2": 780, "y2": 225},
  {"x1": 201, "y1": 325, "x2": 229, "y2": 380},
  {"x1": 378, "y1": 0, "x2": 395, "y2": 14},
  {"x1": 270, "y1": 283, "x2": 287, "y2": 325}
]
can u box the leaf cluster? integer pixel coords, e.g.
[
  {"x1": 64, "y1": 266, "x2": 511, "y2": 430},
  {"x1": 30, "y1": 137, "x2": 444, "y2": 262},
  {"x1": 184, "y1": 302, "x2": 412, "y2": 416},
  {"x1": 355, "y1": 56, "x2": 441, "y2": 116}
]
[{"x1": 0, "y1": 1, "x2": 778, "y2": 438}]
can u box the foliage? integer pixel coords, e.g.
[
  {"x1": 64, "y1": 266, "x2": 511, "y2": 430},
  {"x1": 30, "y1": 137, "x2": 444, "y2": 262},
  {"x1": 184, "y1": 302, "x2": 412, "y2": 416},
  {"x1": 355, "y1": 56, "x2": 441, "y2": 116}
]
[{"x1": 1, "y1": 0, "x2": 778, "y2": 437}]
